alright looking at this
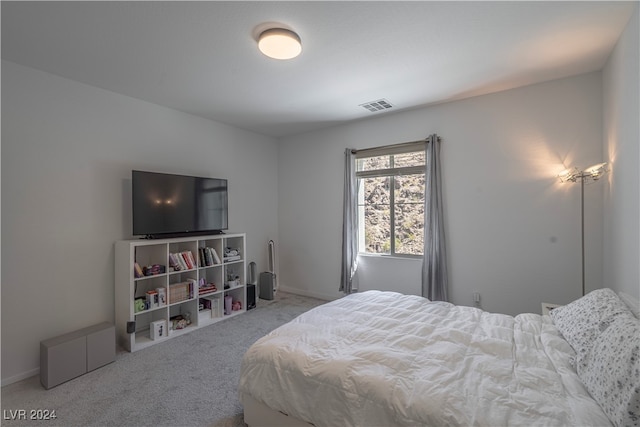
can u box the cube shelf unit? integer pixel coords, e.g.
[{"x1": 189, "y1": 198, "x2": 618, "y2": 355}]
[{"x1": 115, "y1": 233, "x2": 246, "y2": 352}]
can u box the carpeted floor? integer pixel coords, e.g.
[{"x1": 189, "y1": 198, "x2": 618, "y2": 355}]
[{"x1": 1, "y1": 292, "x2": 327, "y2": 427}]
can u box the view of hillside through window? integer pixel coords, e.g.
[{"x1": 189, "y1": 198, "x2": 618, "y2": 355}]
[{"x1": 357, "y1": 150, "x2": 425, "y2": 256}]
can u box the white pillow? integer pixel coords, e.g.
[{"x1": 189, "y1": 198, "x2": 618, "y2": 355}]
[
  {"x1": 550, "y1": 288, "x2": 632, "y2": 360},
  {"x1": 577, "y1": 315, "x2": 640, "y2": 427},
  {"x1": 619, "y1": 292, "x2": 640, "y2": 318}
]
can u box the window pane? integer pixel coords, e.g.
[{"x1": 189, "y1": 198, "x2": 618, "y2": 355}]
[
  {"x1": 394, "y1": 202, "x2": 424, "y2": 255},
  {"x1": 359, "y1": 176, "x2": 390, "y2": 254},
  {"x1": 357, "y1": 155, "x2": 390, "y2": 172},
  {"x1": 394, "y1": 174, "x2": 425, "y2": 204},
  {"x1": 365, "y1": 205, "x2": 391, "y2": 254},
  {"x1": 361, "y1": 176, "x2": 390, "y2": 204},
  {"x1": 394, "y1": 174, "x2": 424, "y2": 255},
  {"x1": 393, "y1": 151, "x2": 425, "y2": 168}
]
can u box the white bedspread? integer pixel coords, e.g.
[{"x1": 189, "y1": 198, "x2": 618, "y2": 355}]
[{"x1": 239, "y1": 291, "x2": 610, "y2": 426}]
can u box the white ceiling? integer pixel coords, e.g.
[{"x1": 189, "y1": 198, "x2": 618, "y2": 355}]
[{"x1": 1, "y1": 1, "x2": 635, "y2": 138}]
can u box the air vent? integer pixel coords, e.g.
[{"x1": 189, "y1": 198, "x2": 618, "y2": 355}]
[{"x1": 359, "y1": 99, "x2": 394, "y2": 113}]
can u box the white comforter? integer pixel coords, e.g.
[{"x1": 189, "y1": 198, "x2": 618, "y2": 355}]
[{"x1": 239, "y1": 291, "x2": 610, "y2": 426}]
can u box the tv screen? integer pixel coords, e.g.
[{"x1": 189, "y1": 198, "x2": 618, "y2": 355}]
[{"x1": 132, "y1": 170, "x2": 228, "y2": 237}]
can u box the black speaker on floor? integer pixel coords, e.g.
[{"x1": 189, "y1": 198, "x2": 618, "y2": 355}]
[{"x1": 247, "y1": 284, "x2": 256, "y2": 310}]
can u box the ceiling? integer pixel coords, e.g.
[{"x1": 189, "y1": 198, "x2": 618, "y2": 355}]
[{"x1": 1, "y1": 1, "x2": 635, "y2": 138}]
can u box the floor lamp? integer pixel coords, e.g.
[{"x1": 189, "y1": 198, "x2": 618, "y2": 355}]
[{"x1": 558, "y1": 162, "x2": 608, "y2": 296}]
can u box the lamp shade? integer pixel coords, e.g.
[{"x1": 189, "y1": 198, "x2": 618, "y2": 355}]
[
  {"x1": 583, "y1": 162, "x2": 607, "y2": 180},
  {"x1": 558, "y1": 163, "x2": 608, "y2": 183},
  {"x1": 558, "y1": 167, "x2": 580, "y2": 183},
  {"x1": 258, "y1": 28, "x2": 302, "y2": 60}
]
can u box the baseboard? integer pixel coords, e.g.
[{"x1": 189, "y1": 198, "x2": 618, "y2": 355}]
[
  {"x1": 2, "y1": 367, "x2": 39, "y2": 387},
  {"x1": 277, "y1": 285, "x2": 339, "y2": 302}
]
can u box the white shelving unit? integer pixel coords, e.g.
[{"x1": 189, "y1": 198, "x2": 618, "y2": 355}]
[{"x1": 115, "y1": 233, "x2": 246, "y2": 352}]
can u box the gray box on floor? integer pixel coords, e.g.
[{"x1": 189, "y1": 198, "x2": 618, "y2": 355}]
[
  {"x1": 40, "y1": 322, "x2": 115, "y2": 389},
  {"x1": 259, "y1": 272, "x2": 276, "y2": 300}
]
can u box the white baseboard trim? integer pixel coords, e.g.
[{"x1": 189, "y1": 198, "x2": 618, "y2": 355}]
[
  {"x1": 277, "y1": 285, "x2": 340, "y2": 302},
  {"x1": 2, "y1": 367, "x2": 39, "y2": 387}
]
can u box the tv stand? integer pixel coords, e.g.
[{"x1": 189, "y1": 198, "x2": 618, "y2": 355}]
[{"x1": 115, "y1": 233, "x2": 246, "y2": 352}]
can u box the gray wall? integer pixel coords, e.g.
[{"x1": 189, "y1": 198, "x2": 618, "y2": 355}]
[
  {"x1": 277, "y1": 72, "x2": 605, "y2": 315},
  {"x1": 603, "y1": 6, "x2": 640, "y2": 300},
  {"x1": 1, "y1": 61, "x2": 280, "y2": 384}
]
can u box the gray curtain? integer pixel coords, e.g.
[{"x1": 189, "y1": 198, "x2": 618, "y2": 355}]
[
  {"x1": 340, "y1": 148, "x2": 359, "y2": 294},
  {"x1": 422, "y1": 134, "x2": 448, "y2": 301}
]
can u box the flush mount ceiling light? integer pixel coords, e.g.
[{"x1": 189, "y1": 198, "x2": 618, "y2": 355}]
[{"x1": 258, "y1": 28, "x2": 302, "y2": 60}]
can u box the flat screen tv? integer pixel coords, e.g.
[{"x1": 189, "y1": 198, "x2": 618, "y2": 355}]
[{"x1": 132, "y1": 170, "x2": 228, "y2": 238}]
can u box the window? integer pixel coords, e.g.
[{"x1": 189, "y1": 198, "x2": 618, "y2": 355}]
[{"x1": 356, "y1": 144, "x2": 425, "y2": 256}]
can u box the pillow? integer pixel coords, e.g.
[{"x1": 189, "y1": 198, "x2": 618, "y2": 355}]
[
  {"x1": 550, "y1": 288, "x2": 632, "y2": 359},
  {"x1": 576, "y1": 315, "x2": 640, "y2": 427},
  {"x1": 619, "y1": 292, "x2": 640, "y2": 318}
]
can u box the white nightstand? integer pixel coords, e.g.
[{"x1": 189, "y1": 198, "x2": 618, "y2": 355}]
[{"x1": 541, "y1": 302, "x2": 562, "y2": 316}]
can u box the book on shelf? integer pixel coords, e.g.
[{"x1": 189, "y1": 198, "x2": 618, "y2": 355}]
[
  {"x1": 198, "y1": 248, "x2": 208, "y2": 267},
  {"x1": 188, "y1": 278, "x2": 195, "y2": 298},
  {"x1": 180, "y1": 251, "x2": 194, "y2": 269},
  {"x1": 169, "y1": 251, "x2": 196, "y2": 271},
  {"x1": 198, "y1": 284, "x2": 217, "y2": 295},
  {"x1": 198, "y1": 247, "x2": 221, "y2": 267},
  {"x1": 210, "y1": 248, "x2": 221, "y2": 264},
  {"x1": 224, "y1": 255, "x2": 241, "y2": 262},
  {"x1": 168, "y1": 279, "x2": 196, "y2": 303},
  {"x1": 199, "y1": 247, "x2": 212, "y2": 266},
  {"x1": 169, "y1": 253, "x2": 183, "y2": 271},
  {"x1": 134, "y1": 262, "x2": 144, "y2": 278}
]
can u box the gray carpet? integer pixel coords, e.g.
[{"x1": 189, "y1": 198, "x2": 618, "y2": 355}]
[{"x1": 1, "y1": 292, "x2": 326, "y2": 427}]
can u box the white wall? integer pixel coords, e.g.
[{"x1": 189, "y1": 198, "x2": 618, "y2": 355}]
[
  {"x1": 1, "y1": 61, "x2": 279, "y2": 384},
  {"x1": 278, "y1": 72, "x2": 605, "y2": 315},
  {"x1": 4, "y1": 9, "x2": 637, "y2": 384},
  {"x1": 603, "y1": 5, "x2": 640, "y2": 301}
]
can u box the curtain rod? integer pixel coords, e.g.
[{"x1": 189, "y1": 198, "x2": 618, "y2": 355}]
[{"x1": 350, "y1": 136, "x2": 439, "y2": 154}]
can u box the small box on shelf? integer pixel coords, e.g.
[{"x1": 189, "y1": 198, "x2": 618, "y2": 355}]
[
  {"x1": 156, "y1": 287, "x2": 166, "y2": 306},
  {"x1": 150, "y1": 320, "x2": 166, "y2": 340},
  {"x1": 200, "y1": 295, "x2": 223, "y2": 318},
  {"x1": 146, "y1": 290, "x2": 159, "y2": 309},
  {"x1": 198, "y1": 309, "x2": 212, "y2": 321}
]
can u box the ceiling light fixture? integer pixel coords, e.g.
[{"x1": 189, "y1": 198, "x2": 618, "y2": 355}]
[{"x1": 258, "y1": 28, "x2": 302, "y2": 60}]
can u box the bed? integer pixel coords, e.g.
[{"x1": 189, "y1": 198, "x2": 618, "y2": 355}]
[{"x1": 239, "y1": 289, "x2": 639, "y2": 427}]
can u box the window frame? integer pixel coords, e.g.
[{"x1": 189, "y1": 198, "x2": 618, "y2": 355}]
[{"x1": 355, "y1": 142, "x2": 426, "y2": 258}]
